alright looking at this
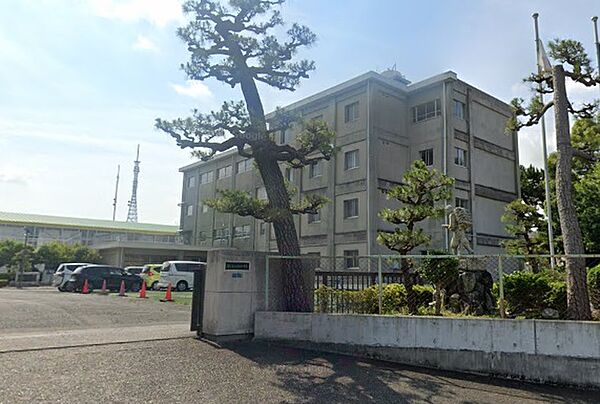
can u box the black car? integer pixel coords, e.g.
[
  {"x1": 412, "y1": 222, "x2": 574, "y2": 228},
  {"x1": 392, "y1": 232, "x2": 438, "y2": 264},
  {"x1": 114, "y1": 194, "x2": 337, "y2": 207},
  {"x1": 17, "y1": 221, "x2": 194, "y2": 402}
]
[{"x1": 66, "y1": 265, "x2": 142, "y2": 293}]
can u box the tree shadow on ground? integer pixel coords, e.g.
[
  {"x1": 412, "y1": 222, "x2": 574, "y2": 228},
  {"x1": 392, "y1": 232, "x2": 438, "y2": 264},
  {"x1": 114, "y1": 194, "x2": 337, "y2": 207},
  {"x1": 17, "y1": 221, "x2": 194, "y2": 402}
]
[{"x1": 223, "y1": 341, "x2": 596, "y2": 404}]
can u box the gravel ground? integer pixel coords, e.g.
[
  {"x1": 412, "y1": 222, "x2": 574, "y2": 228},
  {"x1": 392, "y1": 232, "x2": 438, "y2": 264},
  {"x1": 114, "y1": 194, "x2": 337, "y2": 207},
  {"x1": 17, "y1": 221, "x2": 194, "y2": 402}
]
[
  {"x1": 0, "y1": 338, "x2": 597, "y2": 404},
  {"x1": 0, "y1": 287, "x2": 189, "y2": 334}
]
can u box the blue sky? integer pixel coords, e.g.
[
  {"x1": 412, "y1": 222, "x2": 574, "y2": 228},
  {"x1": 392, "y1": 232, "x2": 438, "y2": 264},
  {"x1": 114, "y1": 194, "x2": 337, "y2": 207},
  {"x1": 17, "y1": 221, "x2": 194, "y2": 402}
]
[{"x1": 1, "y1": 0, "x2": 599, "y2": 225}]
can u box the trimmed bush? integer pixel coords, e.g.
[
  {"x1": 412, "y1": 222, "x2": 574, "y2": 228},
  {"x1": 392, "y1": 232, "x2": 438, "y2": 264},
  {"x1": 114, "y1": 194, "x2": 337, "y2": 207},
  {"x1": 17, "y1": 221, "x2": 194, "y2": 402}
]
[
  {"x1": 0, "y1": 279, "x2": 7, "y2": 288},
  {"x1": 502, "y1": 270, "x2": 567, "y2": 318},
  {"x1": 315, "y1": 283, "x2": 407, "y2": 314},
  {"x1": 412, "y1": 284, "x2": 434, "y2": 308},
  {"x1": 588, "y1": 265, "x2": 600, "y2": 309}
]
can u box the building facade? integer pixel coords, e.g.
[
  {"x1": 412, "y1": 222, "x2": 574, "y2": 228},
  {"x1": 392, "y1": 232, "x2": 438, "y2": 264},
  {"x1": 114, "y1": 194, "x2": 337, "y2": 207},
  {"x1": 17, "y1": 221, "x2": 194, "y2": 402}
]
[
  {"x1": 178, "y1": 70, "x2": 519, "y2": 259},
  {"x1": 0, "y1": 211, "x2": 179, "y2": 247}
]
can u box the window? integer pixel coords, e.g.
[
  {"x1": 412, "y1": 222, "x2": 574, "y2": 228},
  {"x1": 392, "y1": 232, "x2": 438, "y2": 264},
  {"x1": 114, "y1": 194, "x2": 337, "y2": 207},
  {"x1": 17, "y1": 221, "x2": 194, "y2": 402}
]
[
  {"x1": 344, "y1": 149, "x2": 359, "y2": 170},
  {"x1": 259, "y1": 222, "x2": 267, "y2": 236},
  {"x1": 344, "y1": 250, "x2": 359, "y2": 269},
  {"x1": 454, "y1": 147, "x2": 467, "y2": 167},
  {"x1": 186, "y1": 176, "x2": 196, "y2": 188},
  {"x1": 344, "y1": 102, "x2": 359, "y2": 123},
  {"x1": 199, "y1": 171, "x2": 214, "y2": 184},
  {"x1": 233, "y1": 225, "x2": 251, "y2": 239},
  {"x1": 201, "y1": 204, "x2": 209, "y2": 213},
  {"x1": 419, "y1": 148, "x2": 434, "y2": 166},
  {"x1": 412, "y1": 99, "x2": 441, "y2": 123},
  {"x1": 454, "y1": 100, "x2": 466, "y2": 120},
  {"x1": 236, "y1": 159, "x2": 252, "y2": 174},
  {"x1": 217, "y1": 165, "x2": 232, "y2": 179},
  {"x1": 308, "y1": 161, "x2": 322, "y2": 178},
  {"x1": 455, "y1": 197, "x2": 470, "y2": 211},
  {"x1": 186, "y1": 205, "x2": 193, "y2": 216},
  {"x1": 279, "y1": 131, "x2": 286, "y2": 144},
  {"x1": 343, "y1": 198, "x2": 359, "y2": 219},
  {"x1": 308, "y1": 210, "x2": 321, "y2": 224},
  {"x1": 285, "y1": 167, "x2": 293, "y2": 182},
  {"x1": 212, "y1": 228, "x2": 230, "y2": 241}
]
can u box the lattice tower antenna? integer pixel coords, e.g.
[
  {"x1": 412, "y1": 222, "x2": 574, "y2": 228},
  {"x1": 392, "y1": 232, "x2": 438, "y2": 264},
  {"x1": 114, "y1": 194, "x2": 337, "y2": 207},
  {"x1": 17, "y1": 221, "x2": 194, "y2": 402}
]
[{"x1": 126, "y1": 145, "x2": 140, "y2": 222}]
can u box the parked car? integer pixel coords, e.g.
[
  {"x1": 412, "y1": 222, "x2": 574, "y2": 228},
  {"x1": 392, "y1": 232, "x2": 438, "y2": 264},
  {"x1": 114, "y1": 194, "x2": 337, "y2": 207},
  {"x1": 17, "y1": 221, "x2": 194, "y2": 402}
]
[
  {"x1": 52, "y1": 263, "x2": 92, "y2": 292},
  {"x1": 66, "y1": 265, "x2": 142, "y2": 293},
  {"x1": 157, "y1": 261, "x2": 206, "y2": 291},
  {"x1": 140, "y1": 264, "x2": 162, "y2": 290},
  {"x1": 124, "y1": 266, "x2": 144, "y2": 276}
]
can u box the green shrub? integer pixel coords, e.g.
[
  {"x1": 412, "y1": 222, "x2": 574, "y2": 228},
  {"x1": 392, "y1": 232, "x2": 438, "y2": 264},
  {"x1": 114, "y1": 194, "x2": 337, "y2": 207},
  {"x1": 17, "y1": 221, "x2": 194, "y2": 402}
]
[
  {"x1": 0, "y1": 273, "x2": 10, "y2": 281},
  {"x1": 314, "y1": 283, "x2": 407, "y2": 314},
  {"x1": 502, "y1": 271, "x2": 567, "y2": 318},
  {"x1": 588, "y1": 265, "x2": 600, "y2": 309},
  {"x1": 417, "y1": 251, "x2": 460, "y2": 287},
  {"x1": 0, "y1": 279, "x2": 7, "y2": 288},
  {"x1": 412, "y1": 284, "x2": 434, "y2": 308}
]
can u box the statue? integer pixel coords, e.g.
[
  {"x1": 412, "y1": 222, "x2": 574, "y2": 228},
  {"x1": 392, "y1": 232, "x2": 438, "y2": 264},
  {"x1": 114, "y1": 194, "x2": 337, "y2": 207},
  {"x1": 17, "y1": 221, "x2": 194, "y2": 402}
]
[{"x1": 443, "y1": 206, "x2": 473, "y2": 255}]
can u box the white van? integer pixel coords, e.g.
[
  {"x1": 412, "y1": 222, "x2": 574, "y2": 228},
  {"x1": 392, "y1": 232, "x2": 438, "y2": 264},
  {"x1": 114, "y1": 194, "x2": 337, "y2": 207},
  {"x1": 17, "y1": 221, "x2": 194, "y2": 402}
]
[
  {"x1": 52, "y1": 263, "x2": 92, "y2": 291},
  {"x1": 157, "y1": 261, "x2": 206, "y2": 291}
]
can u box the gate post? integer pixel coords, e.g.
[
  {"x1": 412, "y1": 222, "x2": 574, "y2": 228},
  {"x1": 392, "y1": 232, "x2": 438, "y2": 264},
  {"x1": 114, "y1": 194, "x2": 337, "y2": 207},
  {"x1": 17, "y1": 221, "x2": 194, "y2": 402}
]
[{"x1": 190, "y1": 268, "x2": 206, "y2": 333}]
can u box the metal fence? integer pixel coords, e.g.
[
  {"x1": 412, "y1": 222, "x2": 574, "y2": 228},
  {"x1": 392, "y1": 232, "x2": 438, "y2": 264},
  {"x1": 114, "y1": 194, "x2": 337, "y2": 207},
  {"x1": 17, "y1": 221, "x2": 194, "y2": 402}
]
[{"x1": 265, "y1": 254, "x2": 600, "y2": 320}]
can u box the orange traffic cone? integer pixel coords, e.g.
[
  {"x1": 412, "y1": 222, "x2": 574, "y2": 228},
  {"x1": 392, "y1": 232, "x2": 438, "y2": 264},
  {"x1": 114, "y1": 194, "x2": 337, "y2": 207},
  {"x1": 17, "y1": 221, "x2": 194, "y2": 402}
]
[
  {"x1": 138, "y1": 281, "x2": 147, "y2": 299},
  {"x1": 82, "y1": 279, "x2": 90, "y2": 294},
  {"x1": 100, "y1": 279, "x2": 108, "y2": 295},
  {"x1": 118, "y1": 280, "x2": 126, "y2": 297},
  {"x1": 160, "y1": 282, "x2": 174, "y2": 302}
]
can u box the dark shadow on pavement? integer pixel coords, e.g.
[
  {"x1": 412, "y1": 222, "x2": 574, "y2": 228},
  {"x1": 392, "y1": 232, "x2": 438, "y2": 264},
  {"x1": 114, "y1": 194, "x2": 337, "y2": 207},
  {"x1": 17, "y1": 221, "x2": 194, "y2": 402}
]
[{"x1": 222, "y1": 340, "x2": 598, "y2": 404}]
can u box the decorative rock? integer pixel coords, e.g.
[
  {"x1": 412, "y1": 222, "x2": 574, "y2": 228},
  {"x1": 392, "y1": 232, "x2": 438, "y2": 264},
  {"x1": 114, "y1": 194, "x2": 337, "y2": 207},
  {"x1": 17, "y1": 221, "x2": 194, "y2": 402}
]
[{"x1": 541, "y1": 308, "x2": 560, "y2": 319}]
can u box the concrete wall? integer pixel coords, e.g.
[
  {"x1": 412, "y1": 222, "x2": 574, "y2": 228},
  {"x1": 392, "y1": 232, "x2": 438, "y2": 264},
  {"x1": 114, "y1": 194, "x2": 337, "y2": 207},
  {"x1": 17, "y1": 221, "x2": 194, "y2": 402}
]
[{"x1": 255, "y1": 312, "x2": 600, "y2": 388}]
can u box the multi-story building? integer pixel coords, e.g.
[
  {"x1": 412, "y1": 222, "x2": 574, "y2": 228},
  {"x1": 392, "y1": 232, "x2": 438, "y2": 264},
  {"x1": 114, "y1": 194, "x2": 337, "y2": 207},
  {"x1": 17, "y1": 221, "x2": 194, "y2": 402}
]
[{"x1": 178, "y1": 70, "x2": 519, "y2": 260}]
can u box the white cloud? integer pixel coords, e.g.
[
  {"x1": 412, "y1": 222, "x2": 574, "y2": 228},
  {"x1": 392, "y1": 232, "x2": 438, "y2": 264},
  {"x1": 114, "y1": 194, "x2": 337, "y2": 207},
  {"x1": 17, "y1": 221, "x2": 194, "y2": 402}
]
[
  {"x1": 171, "y1": 80, "x2": 213, "y2": 99},
  {"x1": 0, "y1": 165, "x2": 32, "y2": 186},
  {"x1": 88, "y1": 0, "x2": 184, "y2": 27},
  {"x1": 133, "y1": 34, "x2": 159, "y2": 52}
]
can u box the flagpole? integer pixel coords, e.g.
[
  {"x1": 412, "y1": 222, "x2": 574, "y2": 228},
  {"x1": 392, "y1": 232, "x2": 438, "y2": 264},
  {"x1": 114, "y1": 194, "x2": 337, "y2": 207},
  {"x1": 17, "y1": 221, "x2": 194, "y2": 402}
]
[
  {"x1": 532, "y1": 13, "x2": 555, "y2": 268},
  {"x1": 592, "y1": 17, "x2": 600, "y2": 96}
]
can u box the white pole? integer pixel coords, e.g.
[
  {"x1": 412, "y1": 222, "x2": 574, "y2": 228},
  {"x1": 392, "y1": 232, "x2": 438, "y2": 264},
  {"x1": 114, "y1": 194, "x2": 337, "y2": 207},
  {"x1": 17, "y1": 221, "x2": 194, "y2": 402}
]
[
  {"x1": 592, "y1": 17, "x2": 600, "y2": 96},
  {"x1": 532, "y1": 13, "x2": 555, "y2": 269}
]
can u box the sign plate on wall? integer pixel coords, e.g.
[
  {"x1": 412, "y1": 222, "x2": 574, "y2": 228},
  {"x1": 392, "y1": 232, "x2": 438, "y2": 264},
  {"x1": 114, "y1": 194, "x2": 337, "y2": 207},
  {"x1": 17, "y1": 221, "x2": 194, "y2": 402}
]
[{"x1": 225, "y1": 261, "x2": 250, "y2": 271}]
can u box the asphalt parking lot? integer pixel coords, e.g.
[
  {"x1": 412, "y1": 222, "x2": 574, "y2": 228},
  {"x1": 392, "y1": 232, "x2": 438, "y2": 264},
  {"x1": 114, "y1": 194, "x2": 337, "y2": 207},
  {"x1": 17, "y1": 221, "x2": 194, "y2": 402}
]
[{"x1": 0, "y1": 287, "x2": 597, "y2": 403}]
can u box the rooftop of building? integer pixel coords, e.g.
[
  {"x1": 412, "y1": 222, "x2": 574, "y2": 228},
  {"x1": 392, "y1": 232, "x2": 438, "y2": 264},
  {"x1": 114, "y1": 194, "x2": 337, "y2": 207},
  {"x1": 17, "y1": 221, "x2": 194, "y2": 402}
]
[
  {"x1": 0, "y1": 211, "x2": 179, "y2": 234},
  {"x1": 179, "y1": 69, "x2": 510, "y2": 173}
]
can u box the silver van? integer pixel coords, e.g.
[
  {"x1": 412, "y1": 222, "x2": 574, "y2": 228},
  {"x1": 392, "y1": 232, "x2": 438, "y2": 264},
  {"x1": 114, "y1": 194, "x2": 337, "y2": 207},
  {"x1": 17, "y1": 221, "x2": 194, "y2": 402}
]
[
  {"x1": 52, "y1": 262, "x2": 92, "y2": 291},
  {"x1": 157, "y1": 261, "x2": 206, "y2": 291}
]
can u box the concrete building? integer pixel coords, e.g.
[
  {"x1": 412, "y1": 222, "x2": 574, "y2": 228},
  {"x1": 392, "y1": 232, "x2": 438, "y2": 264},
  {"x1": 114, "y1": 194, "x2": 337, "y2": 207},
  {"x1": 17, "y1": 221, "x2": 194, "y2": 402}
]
[
  {"x1": 178, "y1": 70, "x2": 519, "y2": 260},
  {"x1": 0, "y1": 211, "x2": 206, "y2": 267}
]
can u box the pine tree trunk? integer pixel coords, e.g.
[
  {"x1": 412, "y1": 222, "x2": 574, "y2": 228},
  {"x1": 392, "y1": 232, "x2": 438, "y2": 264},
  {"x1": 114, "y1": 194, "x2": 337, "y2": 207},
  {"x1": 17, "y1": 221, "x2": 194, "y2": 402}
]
[
  {"x1": 552, "y1": 65, "x2": 592, "y2": 320},
  {"x1": 233, "y1": 70, "x2": 312, "y2": 312},
  {"x1": 255, "y1": 155, "x2": 311, "y2": 312}
]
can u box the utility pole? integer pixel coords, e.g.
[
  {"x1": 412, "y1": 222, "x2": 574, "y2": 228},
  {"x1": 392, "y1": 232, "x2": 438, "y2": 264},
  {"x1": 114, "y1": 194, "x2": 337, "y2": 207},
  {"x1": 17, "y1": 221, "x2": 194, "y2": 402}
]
[
  {"x1": 112, "y1": 165, "x2": 120, "y2": 221},
  {"x1": 532, "y1": 13, "x2": 555, "y2": 268}
]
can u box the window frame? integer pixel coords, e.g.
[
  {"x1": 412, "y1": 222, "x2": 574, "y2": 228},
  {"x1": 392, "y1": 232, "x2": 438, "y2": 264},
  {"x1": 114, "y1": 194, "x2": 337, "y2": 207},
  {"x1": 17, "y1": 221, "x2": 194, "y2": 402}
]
[
  {"x1": 344, "y1": 250, "x2": 359, "y2": 269},
  {"x1": 419, "y1": 148, "x2": 434, "y2": 167},
  {"x1": 344, "y1": 102, "x2": 359, "y2": 123},
  {"x1": 455, "y1": 197, "x2": 470, "y2": 211},
  {"x1": 217, "y1": 165, "x2": 232, "y2": 179},
  {"x1": 344, "y1": 149, "x2": 360, "y2": 171},
  {"x1": 412, "y1": 99, "x2": 441, "y2": 123},
  {"x1": 343, "y1": 198, "x2": 359, "y2": 219},
  {"x1": 454, "y1": 99, "x2": 466, "y2": 120},
  {"x1": 454, "y1": 147, "x2": 468, "y2": 167},
  {"x1": 199, "y1": 171, "x2": 214, "y2": 185},
  {"x1": 186, "y1": 176, "x2": 196, "y2": 188},
  {"x1": 186, "y1": 205, "x2": 194, "y2": 217},
  {"x1": 308, "y1": 161, "x2": 323, "y2": 178},
  {"x1": 307, "y1": 210, "x2": 321, "y2": 224}
]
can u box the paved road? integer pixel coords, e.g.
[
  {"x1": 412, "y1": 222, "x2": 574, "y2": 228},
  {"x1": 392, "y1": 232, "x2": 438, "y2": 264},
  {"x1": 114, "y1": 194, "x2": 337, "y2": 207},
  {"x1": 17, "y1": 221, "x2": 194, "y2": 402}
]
[
  {"x1": 0, "y1": 338, "x2": 597, "y2": 403},
  {"x1": 0, "y1": 287, "x2": 597, "y2": 403},
  {"x1": 0, "y1": 287, "x2": 189, "y2": 334}
]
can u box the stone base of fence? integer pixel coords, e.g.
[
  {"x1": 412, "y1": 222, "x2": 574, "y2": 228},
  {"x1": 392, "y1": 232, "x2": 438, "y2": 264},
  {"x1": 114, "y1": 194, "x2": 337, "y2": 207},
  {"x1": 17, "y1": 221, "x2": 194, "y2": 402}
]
[{"x1": 254, "y1": 312, "x2": 600, "y2": 389}]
